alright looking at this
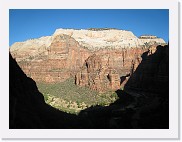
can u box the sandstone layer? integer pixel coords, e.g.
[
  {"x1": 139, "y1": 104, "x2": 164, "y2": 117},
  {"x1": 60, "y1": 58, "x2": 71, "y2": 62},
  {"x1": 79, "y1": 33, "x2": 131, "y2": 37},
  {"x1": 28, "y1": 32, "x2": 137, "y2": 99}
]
[
  {"x1": 75, "y1": 48, "x2": 147, "y2": 92},
  {"x1": 12, "y1": 34, "x2": 90, "y2": 83},
  {"x1": 54, "y1": 28, "x2": 166, "y2": 50},
  {"x1": 9, "y1": 50, "x2": 169, "y2": 128},
  {"x1": 124, "y1": 44, "x2": 169, "y2": 95},
  {"x1": 10, "y1": 28, "x2": 167, "y2": 92},
  {"x1": 9, "y1": 53, "x2": 81, "y2": 128}
]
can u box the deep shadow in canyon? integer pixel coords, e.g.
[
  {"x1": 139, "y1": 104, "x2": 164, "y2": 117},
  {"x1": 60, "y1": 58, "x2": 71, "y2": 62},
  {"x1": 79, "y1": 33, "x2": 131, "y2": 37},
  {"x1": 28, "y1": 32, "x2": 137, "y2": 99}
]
[{"x1": 9, "y1": 44, "x2": 169, "y2": 129}]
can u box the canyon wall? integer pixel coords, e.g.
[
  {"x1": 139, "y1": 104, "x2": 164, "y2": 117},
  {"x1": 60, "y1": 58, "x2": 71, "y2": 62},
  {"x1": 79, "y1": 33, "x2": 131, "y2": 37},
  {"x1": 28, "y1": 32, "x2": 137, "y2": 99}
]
[
  {"x1": 11, "y1": 34, "x2": 91, "y2": 83},
  {"x1": 9, "y1": 46, "x2": 169, "y2": 128},
  {"x1": 10, "y1": 28, "x2": 167, "y2": 92},
  {"x1": 124, "y1": 44, "x2": 169, "y2": 95},
  {"x1": 53, "y1": 29, "x2": 166, "y2": 50},
  {"x1": 9, "y1": 53, "x2": 81, "y2": 128},
  {"x1": 75, "y1": 48, "x2": 147, "y2": 92},
  {"x1": 9, "y1": 28, "x2": 169, "y2": 128}
]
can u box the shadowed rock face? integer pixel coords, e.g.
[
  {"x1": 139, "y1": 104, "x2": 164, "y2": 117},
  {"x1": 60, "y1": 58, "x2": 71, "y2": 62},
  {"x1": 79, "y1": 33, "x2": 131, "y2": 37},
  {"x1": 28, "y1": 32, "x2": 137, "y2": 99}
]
[
  {"x1": 10, "y1": 41, "x2": 152, "y2": 92},
  {"x1": 9, "y1": 44, "x2": 169, "y2": 129},
  {"x1": 10, "y1": 53, "x2": 44, "y2": 128},
  {"x1": 10, "y1": 29, "x2": 166, "y2": 89},
  {"x1": 10, "y1": 28, "x2": 168, "y2": 93},
  {"x1": 9, "y1": 53, "x2": 82, "y2": 129},
  {"x1": 78, "y1": 45, "x2": 169, "y2": 129},
  {"x1": 10, "y1": 33, "x2": 150, "y2": 92},
  {"x1": 125, "y1": 44, "x2": 169, "y2": 95}
]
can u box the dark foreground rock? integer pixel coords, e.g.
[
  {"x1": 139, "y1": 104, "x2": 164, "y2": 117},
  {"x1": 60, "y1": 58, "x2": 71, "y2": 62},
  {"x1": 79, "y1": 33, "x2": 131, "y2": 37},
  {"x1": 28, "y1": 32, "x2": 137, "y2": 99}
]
[
  {"x1": 9, "y1": 53, "x2": 81, "y2": 129},
  {"x1": 9, "y1": 45, "x2": 169, "y2": 129},
  {"x1": 78, "y1": 45, "x2": 169, "y2": 129}
]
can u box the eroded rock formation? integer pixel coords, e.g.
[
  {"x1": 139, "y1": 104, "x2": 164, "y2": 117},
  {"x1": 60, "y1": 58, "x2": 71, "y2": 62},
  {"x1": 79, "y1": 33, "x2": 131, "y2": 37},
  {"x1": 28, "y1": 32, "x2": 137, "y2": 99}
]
[
  {"x1": 9, "y1": 46, "x2": 169, "y2": 128},
  {"x1": 78, "y1": 44, "x2": 169, "y2": 129},
  {"x1": 75, "y1": 48, "x2": 147, "y2": 92},
  {"x1": 9, "y1": 53, "x2": 82, "y2": 128},
  {"x1": 9, "y1": 29, "x2": 169, "y2": 128},
  {"x1": 75, "y1": 54, "x2": 121, "y2": 92},
  {"x1": 125, "y1": 44, "x2": 169, "y2": 95},
  {"x1": 54, "y1": 29, "x2": 166, "y2": 50},
  {"x1": 10, "y1": 28, "x2": 166, "y2": 92},
  {"x1": 11, "y1": 34, "x2": 90, "y2": 83}
]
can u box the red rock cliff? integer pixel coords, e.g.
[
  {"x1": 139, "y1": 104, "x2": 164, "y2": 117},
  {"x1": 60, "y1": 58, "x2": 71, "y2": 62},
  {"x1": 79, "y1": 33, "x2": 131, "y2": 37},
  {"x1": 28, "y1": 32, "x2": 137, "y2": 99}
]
[
  {"x1": 75, "y1": 48, "x2": 148, "y2": 92},
  {"x1": 13, "y1": 34, "x2": 91, "y2": 83}
]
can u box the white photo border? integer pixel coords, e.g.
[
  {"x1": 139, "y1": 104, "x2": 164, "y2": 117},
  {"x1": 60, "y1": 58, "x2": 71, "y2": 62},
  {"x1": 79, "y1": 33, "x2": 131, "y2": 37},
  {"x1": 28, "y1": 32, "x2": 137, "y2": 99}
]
[{"x1": 0, "y1": 0, "x2": 179, "y2": 139}]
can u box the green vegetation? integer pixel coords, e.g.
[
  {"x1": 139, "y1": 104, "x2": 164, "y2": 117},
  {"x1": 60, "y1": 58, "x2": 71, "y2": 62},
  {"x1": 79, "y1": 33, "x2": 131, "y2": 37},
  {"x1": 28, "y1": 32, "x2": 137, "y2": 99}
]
[
  {"x1": 42, "y1": 93, "x2": 88, "y2": 114},
  {"x1": 120, "y1": 86, "x2": 124, "y2": 90},
  {"x1": 37, "y1": 78, "x2": 119, "y2": 114}
]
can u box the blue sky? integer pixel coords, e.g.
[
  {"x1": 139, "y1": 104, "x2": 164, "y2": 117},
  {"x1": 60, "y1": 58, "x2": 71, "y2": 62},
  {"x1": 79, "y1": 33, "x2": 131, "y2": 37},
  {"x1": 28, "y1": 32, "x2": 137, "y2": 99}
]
[{"x1": 9, "y1": 9, "x2": 169, "y2": 46}]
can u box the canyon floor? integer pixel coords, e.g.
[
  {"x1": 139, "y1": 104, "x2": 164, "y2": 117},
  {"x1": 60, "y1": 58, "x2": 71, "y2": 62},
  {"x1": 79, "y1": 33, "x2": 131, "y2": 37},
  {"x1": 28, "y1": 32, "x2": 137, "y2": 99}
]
[
  {"x1": 9, "y1": 28, "x2": 169, "y2": 129},
  {"x1": 37, "y1": 78, "x2": 119, "y2": 114}
]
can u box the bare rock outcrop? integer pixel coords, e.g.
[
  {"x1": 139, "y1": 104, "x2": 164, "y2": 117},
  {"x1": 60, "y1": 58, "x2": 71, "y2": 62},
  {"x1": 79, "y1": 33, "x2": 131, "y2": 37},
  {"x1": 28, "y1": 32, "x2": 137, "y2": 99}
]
[
  {"x1": 9, "y1": 53, "x2": 82, "y2": 128},
  {"x1": 10, "y1": 28, "x2": 167, "y2": 91},
  {"x1": 10, "y1": 36, "x2": 52, "y2": 61},
  {"x1": 53, "y1": 29, "x2": 166, "y2": 50},
  {"x1": 76, "y1": 54, "x2": 120, "y2": 92},
  {"x1": 12, "y1": 34, "x2": 91, "y2": 83},
  {"x1": 124, "y1": 44, "x2": 169, "y2": 95},
  {"x1": 75, "y1": 47, "x2": 147, "y2": 92}
]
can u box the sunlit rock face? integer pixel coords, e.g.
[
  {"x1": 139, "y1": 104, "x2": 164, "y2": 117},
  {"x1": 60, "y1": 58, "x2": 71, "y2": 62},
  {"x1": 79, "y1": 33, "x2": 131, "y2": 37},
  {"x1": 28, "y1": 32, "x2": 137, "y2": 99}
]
[
  {"x1": 75, "y1": 54, "x2": 121, "y2": 92},
  {"x1": 53, "y1": 28, "x2": 166, "y2": 50},
  {"x1": 10, "y1": 36, "x2": 52, "y2": 61},
  {"x1": 10, "y1": 28, "x2": 166, "y2": 91},
  {"x1": 10, "y1": 34, "x2": 91, "y2": 83},
  {"x1": 9, "y1": 28, "x2": 169, "y2": 129},
  {"x1": 75, "y1": 47, "x2": 147, "y2": 92}
]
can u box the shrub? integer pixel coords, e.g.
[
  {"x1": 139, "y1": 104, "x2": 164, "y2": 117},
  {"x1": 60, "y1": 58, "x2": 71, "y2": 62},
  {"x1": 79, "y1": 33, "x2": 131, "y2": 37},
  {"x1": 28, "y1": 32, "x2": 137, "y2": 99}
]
[{"x1": 37, "y1": 78, "x2": 119, "y2": 114}]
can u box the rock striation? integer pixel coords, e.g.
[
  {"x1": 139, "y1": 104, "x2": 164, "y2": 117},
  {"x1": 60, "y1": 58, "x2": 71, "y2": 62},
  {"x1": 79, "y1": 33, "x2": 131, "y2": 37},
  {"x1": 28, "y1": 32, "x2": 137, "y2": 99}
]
[
  {"x1": 54, "y1": 28, "x2": 166, "y2": 50},
  {"x1": 10, "y1": 28, "x2": 166, "y2": 92},
  {"x1": 75, "y1": 54, "x2": 121, "y2": 92},
  {"x1": 11, "y1": 34, "x2": 90, "y2": 83},
  {"x1": 75, "y1": 48, "x2": 147, "y2": 92},
  {"x1": 9, "y1": 49, "x2": 169, "y2": 129},
  {"x1": 124, "y1": 44, "x2": 169, "y2": 95},
  {"x1": 9, "y1": 53, "x2": 81, "y2": 128},
  {"x1": 10, "y1": 36, "x2": 52, "y2": 61}
]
